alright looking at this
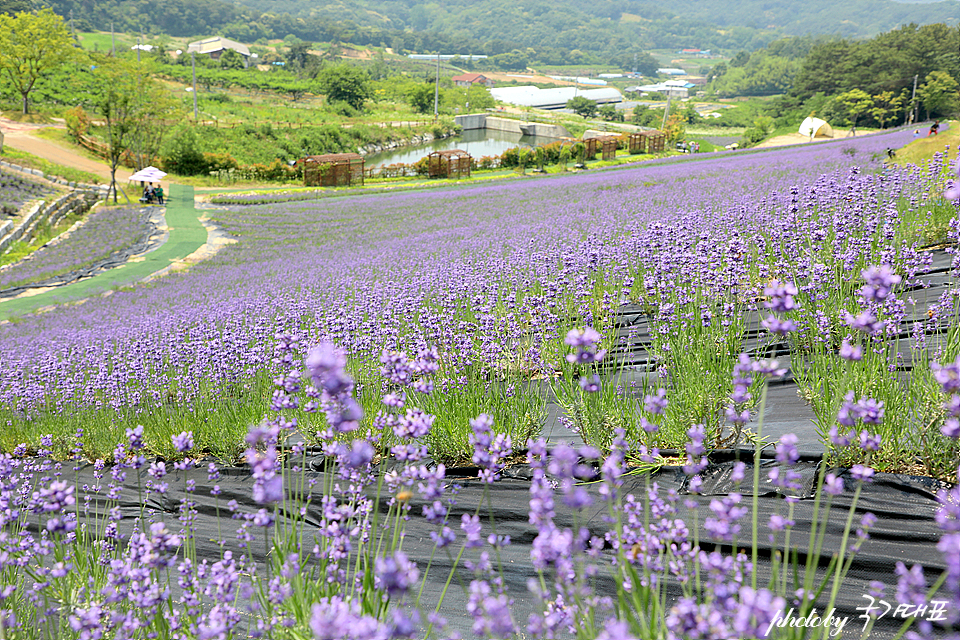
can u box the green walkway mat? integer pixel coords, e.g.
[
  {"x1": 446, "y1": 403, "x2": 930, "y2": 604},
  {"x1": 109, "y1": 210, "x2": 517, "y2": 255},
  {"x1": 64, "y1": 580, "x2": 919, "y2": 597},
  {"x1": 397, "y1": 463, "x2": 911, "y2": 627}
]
[{"x1": 0, "y1": 184, "x2": 206, "y2": 320}]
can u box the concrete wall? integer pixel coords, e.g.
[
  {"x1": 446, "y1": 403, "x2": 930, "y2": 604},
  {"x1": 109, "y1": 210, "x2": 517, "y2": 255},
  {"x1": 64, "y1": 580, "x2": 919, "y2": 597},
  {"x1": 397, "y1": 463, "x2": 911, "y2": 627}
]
[
  {"x1": 519, "y1": 122, "x2": 572, "y2": 139},
  {"x1": 483, "y1": 117, "x2": 524, "y2": 134},
  {"x1": 455, "y1": 114, "x2": 571, "y2": 140},
  {"x1": 455, "y1": 114, "x2": 487, "y2": 130}
]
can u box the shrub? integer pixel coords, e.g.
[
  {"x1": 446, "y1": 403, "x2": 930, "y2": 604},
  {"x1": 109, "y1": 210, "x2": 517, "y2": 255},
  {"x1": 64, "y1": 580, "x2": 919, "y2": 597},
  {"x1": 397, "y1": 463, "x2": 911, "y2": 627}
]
[
  {"x1": 64, "y1": 106, "x2": 89, "y2": 143},
  {"x1": 160, "y1": 125, "x2": 208, "y2": 176}
]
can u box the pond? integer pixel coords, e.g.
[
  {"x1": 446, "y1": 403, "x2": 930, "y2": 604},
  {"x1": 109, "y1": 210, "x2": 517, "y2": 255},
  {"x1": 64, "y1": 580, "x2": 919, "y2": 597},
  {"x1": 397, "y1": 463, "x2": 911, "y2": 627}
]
[{"x1": 364, "y1": 128, "x2": 557, "y2": 169}]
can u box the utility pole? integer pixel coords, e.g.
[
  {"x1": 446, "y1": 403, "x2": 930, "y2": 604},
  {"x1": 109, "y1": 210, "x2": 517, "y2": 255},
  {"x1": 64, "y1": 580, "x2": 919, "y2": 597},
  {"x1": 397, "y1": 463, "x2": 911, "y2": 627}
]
[
  {"x1": 136, "y1": 35, "x2": 141, "y2": 63},
  {"x1": 911, "y1": 73, "x2": 919, "y2": 125},
  {"x1": 192, "y1": 51, "x2": 198, "y2": 120},
  {"x1": 111, "y1": 23, "x2": 115, "y2": 56},
  {"x1": 662, "y1": 93, "x2": 672, "y2": 130},
  {"x1": 433, "y1": 51, "x2": 440, "y2": 119}
]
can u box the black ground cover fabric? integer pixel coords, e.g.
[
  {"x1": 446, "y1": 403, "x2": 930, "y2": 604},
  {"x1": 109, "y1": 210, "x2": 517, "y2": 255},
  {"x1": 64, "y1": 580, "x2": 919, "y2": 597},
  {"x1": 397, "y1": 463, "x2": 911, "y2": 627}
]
[{"x1": 55, "y1": 453, "x2": 955, "y2": 639}]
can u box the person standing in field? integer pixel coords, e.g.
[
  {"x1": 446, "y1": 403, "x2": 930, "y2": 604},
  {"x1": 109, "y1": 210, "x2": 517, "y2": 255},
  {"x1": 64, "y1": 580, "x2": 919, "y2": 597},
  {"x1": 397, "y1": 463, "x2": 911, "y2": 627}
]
[{"x1": 155, "y1": 184, "x2": 164, "y2": 205}]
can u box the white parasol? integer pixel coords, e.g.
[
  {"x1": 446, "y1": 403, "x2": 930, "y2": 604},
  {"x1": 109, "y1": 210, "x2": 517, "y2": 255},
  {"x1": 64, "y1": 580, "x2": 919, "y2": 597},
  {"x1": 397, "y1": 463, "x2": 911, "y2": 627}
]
[{"x1": 127, "y1": 166, "x2": 168, "y2": 182}]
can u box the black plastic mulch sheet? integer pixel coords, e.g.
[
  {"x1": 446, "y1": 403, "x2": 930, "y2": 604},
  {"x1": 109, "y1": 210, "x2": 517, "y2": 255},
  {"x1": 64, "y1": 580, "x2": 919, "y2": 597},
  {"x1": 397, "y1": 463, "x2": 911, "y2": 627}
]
[{"x1": 52, "y1": 456, "x2": 955, "y2": 640}]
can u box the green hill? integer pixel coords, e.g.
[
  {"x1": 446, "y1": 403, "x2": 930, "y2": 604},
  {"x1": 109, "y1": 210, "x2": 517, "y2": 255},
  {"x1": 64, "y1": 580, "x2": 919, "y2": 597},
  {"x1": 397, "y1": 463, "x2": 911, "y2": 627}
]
[{"x1": 11, "y1": 0, "x2": 955, "y2": 63}]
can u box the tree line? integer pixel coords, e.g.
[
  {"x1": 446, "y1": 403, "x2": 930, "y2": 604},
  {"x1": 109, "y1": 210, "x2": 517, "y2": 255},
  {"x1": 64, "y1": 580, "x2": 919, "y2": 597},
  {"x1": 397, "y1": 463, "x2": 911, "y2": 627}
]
[{"x1": 707, "y1": 23, "x2": 960, "y2": 131}]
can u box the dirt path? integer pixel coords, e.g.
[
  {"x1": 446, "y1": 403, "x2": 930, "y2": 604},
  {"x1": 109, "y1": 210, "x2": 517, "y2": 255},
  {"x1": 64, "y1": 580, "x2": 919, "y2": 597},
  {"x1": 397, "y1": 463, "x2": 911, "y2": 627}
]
[
  {"x1": 753, "y1": 130, "x2": 862, "y2": 149},
  {"x1": 0, "y1": 118, "x2": 133, "y2": 184}
]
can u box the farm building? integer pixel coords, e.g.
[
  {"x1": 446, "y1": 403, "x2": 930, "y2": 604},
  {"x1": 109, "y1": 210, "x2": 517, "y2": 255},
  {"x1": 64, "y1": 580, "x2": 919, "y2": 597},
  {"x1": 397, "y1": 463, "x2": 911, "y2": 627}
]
[
  {"x1": 451, "y1": 73, "x2": 494, "y2": 88},
  {"x1": 302, "y1": 154, "x2": 365, "y2": 187},
  {"x1": 427, "y1": 150, "x2": 472, "y2": 179},
  {"x1": 187, "y1": 37, "x2": 252, "y2": 64},
  {"x1": 490, "y1": 86, "x2": 623, "y2": 110},
  {"x1": 627, "y1": 80, "x2": 696, "y2": 98}
]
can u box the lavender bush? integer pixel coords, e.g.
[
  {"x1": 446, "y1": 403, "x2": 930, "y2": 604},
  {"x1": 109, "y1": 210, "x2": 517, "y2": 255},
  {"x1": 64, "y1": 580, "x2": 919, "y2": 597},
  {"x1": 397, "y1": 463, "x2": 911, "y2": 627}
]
[{"x1": 0, "y1": 206, "x2": 153, "y2": 293}]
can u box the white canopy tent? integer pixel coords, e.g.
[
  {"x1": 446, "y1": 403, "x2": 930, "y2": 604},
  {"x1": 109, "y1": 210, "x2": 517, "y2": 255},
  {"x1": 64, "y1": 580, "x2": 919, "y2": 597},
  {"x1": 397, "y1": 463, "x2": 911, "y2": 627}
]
[
  {"x1": 799, "y1": 117, "x2": 833, "y2": 139},
  {"x1": 127, "y1": 167, "x2": 168, "y2": 182}
]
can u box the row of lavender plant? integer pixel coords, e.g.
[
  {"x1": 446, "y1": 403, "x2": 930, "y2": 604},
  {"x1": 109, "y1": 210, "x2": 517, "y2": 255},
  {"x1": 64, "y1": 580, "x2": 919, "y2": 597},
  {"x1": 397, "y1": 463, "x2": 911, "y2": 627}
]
[
  {"x1": 0, "y1": 170, "x2": 54, "y2": 212},
  {"x1": 0, "y1": 206, "x2": 153, "y2": 292},
  {"x1": 0, "y1": 129, "x2": 956, "y2": 474},
  {"x1": 3, "y1": 335, "x2": 959, "y2": 639}
]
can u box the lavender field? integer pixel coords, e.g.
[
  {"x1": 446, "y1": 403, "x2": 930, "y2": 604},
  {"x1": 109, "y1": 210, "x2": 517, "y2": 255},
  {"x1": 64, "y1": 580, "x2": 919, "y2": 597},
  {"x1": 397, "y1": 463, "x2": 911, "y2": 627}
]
[
  {"x1": 0, "y1": 129, "x2": 954, "y2": 468},
  {"x1": 0, "y1": 206, "x2": 153, "y2": 294},
  {"x1": 1, "y1": 129, "x2": 960, "y2": 639}
]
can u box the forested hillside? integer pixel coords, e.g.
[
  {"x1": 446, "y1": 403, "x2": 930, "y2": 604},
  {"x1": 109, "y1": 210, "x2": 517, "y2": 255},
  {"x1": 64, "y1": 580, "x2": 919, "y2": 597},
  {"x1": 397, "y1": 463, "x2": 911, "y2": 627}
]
[
  {"x1": 231, "y1": 0, "x2": 959, "y2": 52},
  {"x1": 15, "y1": 0, "x2": 959, "y2": 63}
]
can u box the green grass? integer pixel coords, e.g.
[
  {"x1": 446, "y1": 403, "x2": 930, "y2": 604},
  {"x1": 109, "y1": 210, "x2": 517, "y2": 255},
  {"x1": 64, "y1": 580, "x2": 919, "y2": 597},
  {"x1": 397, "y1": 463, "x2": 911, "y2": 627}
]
[
  {"x1": 75, "y1": 31, "x2": 137, "y2": 52},
  {"x1": 0, "y1": 184, "x2": 206, "y2": 320}
]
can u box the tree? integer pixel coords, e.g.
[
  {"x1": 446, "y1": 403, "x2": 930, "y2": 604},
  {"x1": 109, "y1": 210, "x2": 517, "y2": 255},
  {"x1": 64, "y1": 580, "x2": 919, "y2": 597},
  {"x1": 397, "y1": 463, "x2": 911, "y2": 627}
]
[
  {"x1": 567, "y1": 96, "x2": 597, "y2": 119},
  {"x1": 0, "y1": 9, "x2": 73, "y2": 114},
  {"x1": 663, "y1": 113, "x2": 686, "y2": 144},
  {"x1": 835, "y1": 89, "x2": 873, "y2": 132},
  {"x1": 598, "y1": 104, "x2": 623, "y2": 122},
  {"x1": 464, "y1": 84, "x2": 494, "y2": 111},
  {"x1": 92, "y1": 57, "x2": 179, "y2": 202},
  {"x1": 317, "y1": 64, "x2": 370, "y2": 111},
  {"x1": 870, "y1": 90, "x2": 906, "y2": 129},
  {"x1": 730, "y1": 51, "x2": 751, "y2": 68},
  {"x1": 408, "y1": 83, "x2": 436, "y2": 114},
  {"x1": 919, "y1": 71, "x2": 959, "y2": 120},
  {"x1": 219, "y1": 48, "x2": 245, "y2": 70}
]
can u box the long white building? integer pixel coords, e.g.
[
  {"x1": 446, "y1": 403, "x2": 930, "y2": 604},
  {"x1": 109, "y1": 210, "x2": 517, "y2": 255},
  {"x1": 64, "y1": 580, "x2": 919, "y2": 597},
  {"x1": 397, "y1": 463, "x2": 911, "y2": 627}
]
[{"x1": 490, "y1": 86, "x2": 623, "y2": 110}]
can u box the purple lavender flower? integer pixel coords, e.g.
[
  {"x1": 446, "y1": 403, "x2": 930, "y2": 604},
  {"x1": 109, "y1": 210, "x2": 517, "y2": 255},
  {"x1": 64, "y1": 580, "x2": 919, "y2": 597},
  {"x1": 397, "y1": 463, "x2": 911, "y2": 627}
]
[
  {"x1": 340, "y1": 440, "x2": 375, "y2": 469},
  {"x1": 643, "y1": 388, "x2": 668, "y2": 414},
  {"x1": 851, "y1": 464, "x2": 875, "y2": 483},
  {"x1": 309, "y1": 597, "x2": 385, "y2": 640},
  {"x1": 932, "y1": 355, "x2": 960, "y2": 394},
  {"x1": 823, "y1": 473, "x2": 844, "y2": 496},
  {"x1": 839, "y1": 339, "x2": 862, "y2": 361},
  {"x1": 126, "y1": 425, "x2": 144, "y2": 450},
  {"x1": 375, "y1": 551, "x2": 420, "y2": 596},
  {"x1": 764, "y1": 279, "x2": 798, "y2": 313},
  {"x1": 860, "y1": 265, "x2": 901, "y2": 302},
  {"x1": 579, "y1": 374, "x2": 601, "y2": 393},
  {"x1": 171, "y1": 431, "x2": 194, "y2": 453},
  {"x1": 845, "y1": 310, "x2": 885, "y2": 335},
  {"x1": 761, "y1": 314, "x2": 796, "y2": 335},
  {"x1": 895, "y1": 562, "x2": 927, "y2": 607}
]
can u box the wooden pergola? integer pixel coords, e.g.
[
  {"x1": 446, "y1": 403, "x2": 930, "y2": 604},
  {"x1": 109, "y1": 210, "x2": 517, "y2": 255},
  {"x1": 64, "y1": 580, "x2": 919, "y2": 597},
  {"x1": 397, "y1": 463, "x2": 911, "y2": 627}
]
[
  {"x1": 427, "y1": 149, "x2": 472, "y2": 179},
  {"x1": 303, "y1": 153, "x2": 365, "y2": 187},
  {"x1": 629, "y1": 130, "x2": 667, "y2": 154},
  {"x1": 598, "y1": 135, "x2": 619, "y2": 161},
  {"x1": 583, "y1": 137, "x2": 598, "y2": 160}
]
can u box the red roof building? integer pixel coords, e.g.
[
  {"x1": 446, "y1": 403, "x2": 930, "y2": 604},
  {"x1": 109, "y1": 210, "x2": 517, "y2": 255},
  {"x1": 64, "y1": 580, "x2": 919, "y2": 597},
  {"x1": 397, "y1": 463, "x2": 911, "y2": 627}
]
[{"x1": 451, "y1": 73, "x2": 494, "y2": 88}]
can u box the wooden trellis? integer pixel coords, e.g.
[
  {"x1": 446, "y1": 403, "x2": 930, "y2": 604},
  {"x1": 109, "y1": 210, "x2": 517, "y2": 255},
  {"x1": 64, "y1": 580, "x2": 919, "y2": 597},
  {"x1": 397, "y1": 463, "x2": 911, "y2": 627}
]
[
  {"x1": 629, "y1": 130, "x2": 667, "y2": 154},
  {"x1": 584, "y1": 137, "x2": 598, "y2": 160},
  {"x1": 303, "y1": 153, "x2": 364, "y2": 187},
  {"x1": 598, "y1": 136, "x2": 619, "y2": 161},
  {"x1": 427, "y1": 149, "x2": 472, "y2": 179}
]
